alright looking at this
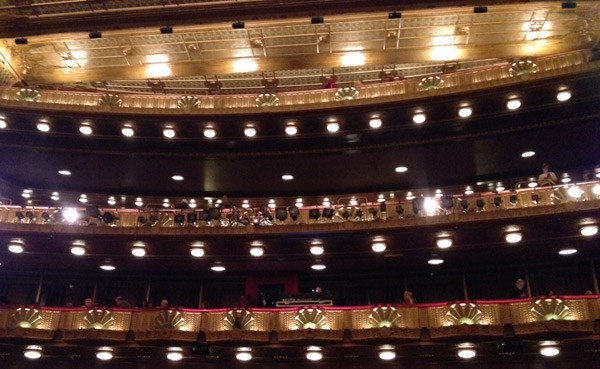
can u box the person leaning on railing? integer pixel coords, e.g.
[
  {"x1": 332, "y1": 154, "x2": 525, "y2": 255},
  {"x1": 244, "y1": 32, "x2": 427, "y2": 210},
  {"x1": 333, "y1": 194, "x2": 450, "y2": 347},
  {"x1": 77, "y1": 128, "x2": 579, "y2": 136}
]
[{"x1": 538, "y1": 163, "x2": 558, "y2": 186}]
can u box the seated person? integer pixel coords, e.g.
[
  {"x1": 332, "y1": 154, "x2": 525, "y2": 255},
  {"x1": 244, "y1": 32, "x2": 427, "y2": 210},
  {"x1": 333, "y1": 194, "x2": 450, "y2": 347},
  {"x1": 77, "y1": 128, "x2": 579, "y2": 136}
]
[
  {"x1": 404, "y1": 291, "x2": 414, "y2": 304},
  {"x1": 115, "y1": 296, "x2": 132, "y2": 308},
  {"x1": 538, "y1": 163, "x2": 558, "y2": 186},
  {"x1": 508, "y1": 279, "x2": 529, "y2": 299}
]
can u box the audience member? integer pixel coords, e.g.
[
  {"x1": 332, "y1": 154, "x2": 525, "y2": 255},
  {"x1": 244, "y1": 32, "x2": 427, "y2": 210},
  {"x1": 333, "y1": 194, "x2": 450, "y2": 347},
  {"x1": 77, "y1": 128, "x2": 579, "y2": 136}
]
[
  {"x1": 159, "y1": 299, "x2": 169, "y2": 309},
  {"x1": 508, "y1": 279, "x2": 529, "y2": 299},
  {"x1": 65, "y1": 302, "x2": 73, "y2": 308},
  {"x1": 83, "y1": 298, "x2": 94, "y2": 309},
  {"x1": 324, "y1": 77, "x2": 338, "y2": 89},
  {"x1": 404, "y1": 291, "x2": 414, "y2": 304},
  {"x1": 585, "y1": 290, "x2": 594, "y2": 295},
  {"x1": 538, "y1": 163, "x2": 558, "y2": 186},
  {"x1": 115, "y1": 296, "x2": 132, "y2": 308}
]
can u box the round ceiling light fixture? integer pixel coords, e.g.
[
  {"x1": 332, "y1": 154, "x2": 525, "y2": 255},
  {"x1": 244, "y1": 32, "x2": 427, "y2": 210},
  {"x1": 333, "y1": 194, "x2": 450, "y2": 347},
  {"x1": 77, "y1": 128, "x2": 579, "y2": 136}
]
[
  {"x1": 79, "y1": 194, "x2": 88, "y2": 203},
  {"x1": 163, "y1": 126, "x2": 176, "y2": 138},
  {"x1": 458, "y1": 106, "x2": 472, "y2": 118},
  {"x1": 131, "y1": 242, "x2": 147, "y2": 257},
  {"x1": 241, "y1": 199, "x2": 250, "y2": 208},
  {"x1": 371, "y1": 240, "x2": 387, "y2": 253},
  {"x1": 436, "y1": 237, "x2": 453, "y2": 249},
  {"x1": 395, "y1": 166, "x2": 408, "y2": 173},
  {"x1": 556, "y1": 89, "x2": 571, "y2": 102},
  {"x1": 70, "y1": 240, "x2": 86, "y2": 256},
  {"x1": 295, "y1": 198, "x2": 304, "y2": 207},
  {"x1": 211, "y1": 263, "x2": 226, "y2": 272},
  {"x1": 250, "y1": 244, "x2": 264, "y2": 257},
  {"x1": 464, "y1": 186, "x2": 474, "y2": 195},
  {"x1": 285, "y1": 122, "x2": 298, "y2": 135},
  {"x1": 166, "y1": 347, "x2": 183, "y2": 361},
  {"x1": 190, "y1": 242, "x2": 205, "y2": 257},
  {"x1": 100, "y1": 263, "x2": 115, "y2": 271},
  {"x1": 505, "y1": 232, "x2": 523, "y2": 244},
  {"x1": 413, "y1": 111, "x2": 426, "y2": 124},
  {"x1": 322, "y1": 197, "x2": 331, "y2": 207},
  {"x1": 172, "y1": 175, "x2": 184, "y2": 181},
  {"x1": 121, "y1": 125, "x2": 134, "y2": 137},
  {"x1": 79, "y1": 122, "x2": 93, "y2": 135},
  {"x1": 567, "y1": 185, "x2": 582, "y2": 198},
  {"x1": 204, "y1": 126, "x2": 216, "y2": 138},
  {"x1": 428, "y1": 258, "x2": 444, "y2": 265},
  {"x1": 558, "y1": 248, "x2": 577, "y2": 255},
  {"x1": 24, "y1": 345, "x2": 42, "y2": 359},
  {"x1": 561, "y1": 173, "x2": 571, "y2": 183},
  {"x1": 539, "y1": 344, "x2": 560, "y2": 357},
  {"x1": 281, "y1": 174, "x2": 294, "y2": 181},
  {"x1": 580, "y1": 224, "x2": 598, "y2": 237},
  {"x1": 58, "y1": 169, "x2": 72, "y2": 176},
  {"x1": 326, "y1": 121, "x2": 340, "y2": 132},
  {"x1": 521, "y1": 151, "x2": 535, "y2": 158},
  {"x1": 135, "y1": 197, "x2": 144, "y2": 207},
  {"x1": 506, "y1": 98, "x2": 521, "y2": 110},
  {"x1": 306, "y1": 346, "x2": 323, "y2": 361},
  {"x1": 51, "y1": 192, "x2": 60, "y2": 201},
  {"x1": 244, "y1": 125, "x2": 257, "y2": 137},
  {"x1": 457, "y1": 348, "x2": 477, "y2": 359},
  {"x1": 107, "y1": 196, "x2": 117, "y2": 206},
  {"x1": 96, "y1": 347, "x2": 114, "y2": 361},
  {"x1": 8, "y1": 239, "x2": 24, "y2": 254},
  {"x1": 369, "y1": 117, "x2": 382, "y2": 128},
  {"x1": 36, "y1": 121, "x2": 51, "y2": 132},
  {"x1": 310, "y1": 242, "x2": 324, "y2": 255},
  {"x1": 311, "y1": 264, "x2": 326, "y2": 271},
  {"x1": 235, "y1": 348, "x2": 252, "y2": 361},
  {"x1": 378, "y1": 345, "x2": 396, "y2": 361}
]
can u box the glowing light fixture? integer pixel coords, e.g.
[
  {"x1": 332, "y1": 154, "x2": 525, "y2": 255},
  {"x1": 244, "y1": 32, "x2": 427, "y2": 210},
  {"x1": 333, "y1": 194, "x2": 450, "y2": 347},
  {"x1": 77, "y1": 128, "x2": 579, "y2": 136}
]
[
  {"x1": 431, "y1": 46, "x2": 459, "y2": 61},
  {"x1": 211, "y1": 263, "x2": 226, "y2": 272},
  {"x1": 322, "y1": 197, "x2": 331, "y2": 206},
  {"x1": 96, "y1": 347, "x2": 113, "y2": 361},
  {"x1": 428, "y1": 258, "x2": 444, "y2": 265},
  {"x1": 70, "y1": 241, "x2": 86, "y2": 256},
  {"x1": 327, "y1": 122, "x2": 340, "y2": 132},
  {"x1": 377, "y1": 194, "x2": 385, "y2": 203},
  {"x1": 191, "y1": 242, "x2": 205, "y2": 257},
  {"x1": 306, "y1": 346, "x2": 323, "y2": 361},
  {"x1": 395, "y1": 166, "x2": 408, "y2": 173},
  {"x1": 235, "y1": 348, "x2": 252, "y2": 361},
  {"x1": 413, "y1": 112, "x2": 426, "y2": 124},
  {"x1": 556, "y1": 90, "x2": 571, "y2": 102},
  {"x1": 100, "y1": 263, "x2": 115, "y2": 271},
  {"x1": 51, "y1": 192, "x2": 60, "y2": 201},
  {"x1": 506, "y1": 98, "x2": 521, "y2": 110},
  {"x1": 244, "y1": 125, "x2": 257, "y2": 137},
  {"x1": 594, "y1": 184, "x2": 600, "y2": 195},
  {"x1": 63, "y1": 208, "x2": 79, "y2": 223},
  {"x1": 163, "y1": 127, "x2": 176, "y2": 138},
  {"x1": 567, "y1": 185, "x2": 582, "y2": 198},
  {"x1": 295, "y1": 198, "x2": 304, "y2": 207},
  {"x1": 580, "y1": 225, "x2": 598, "y2": 236},
  {"x1": 79, "y1": 194, "x2": 88, "y2": 203},
  {"x1": 58, "y1": 169, "x2": 71, "y2": 176},
  {"x1": 349, "y1": 197, "x2": 358, "y2": 206},
  {"x1": 558, "y1": 248, "x2": 577, "y2": 255},
  {"x1": 311, "y1": 264, "x2": 326, "y2": 271},
  {"x1": 0, "y1": 117, "x2": 6, "y2": 129},
  {"x1": 285, "y1": 123, "x2": 298, "y2": 135},
  {"x1": 369, "y1": 117, "x2": 382, "y2": 128},
  {"x1": 162, "y1": 198, "x2": 170, "y2": 208},
  {"x1": 505, "y1": 232, "x2": 522, "y2": 243},
  {"x1": 539, "y1": 345, "x2": 560, "y2": 357},
  {"x1": 371, "y1": 240, "x2": 387, "y2": 253},
  {"x1": 496, "y1": 183, "x2": 505, "y2": 192},
  {"x1": 310, "y1": 244, "x2": 324, "y2": 255},
  {"x1": 561, "y1": 173, "x2": 571, "y2": 183},
  {"x1": 464, "y1": 186, "x2": 474, "y2": 195},
  {"x1": 79, "y1": 123, "x2": 93, "y2": 135},
  {"x1": 36, "y1": 121, "x2": 50, "y2": 132},
  {"x1": 121, "y1": 126, "x2": 134, "y2": 137},
  {"x1": 189, "y1": 199, "x2": 197, "y2": 208},
  {"x1": 378, "y1": 345, "x2": 396, "y2": 361},
  {"x1": 458, "y1": 106, "x2": 472, "y2": 118},
  {"x1": 8, "y1": 239, "x2": 24, "y2": 253},
  {"x1": 457, "y1": 348, "x2": 477, "y2": 359},
  {"x1": 166, "y1": 347, "x2": 183, "y2": 361},
  {"x1": 423, "y1": 197, "x2": 438, "y2": 213},
  {"x1": 172, "y1": 175, "x2": 184, "y2": 181},
  {"x1": 135, "y1": 197, "x2": 144, "y2": 207},
  {"x1": 521, "y1": 151, "x2": 535, "y2": 158},
  {"x1": 434, "y1": 189, "x2": 443, "y2": 198},
  {"x1": 204, "y1": 126, "x2": 216, "y2": 138},
  {"x1": 405, "y1": 192, "x2": 415, "y2": 200},
  {"x1": 436, "y1": 238, "x2": 453, "y2": 249},
  {"x1": 268, "y1": 199, "x2": 276, "y2": 209},
  {"x1": 131, "y1": 242, "x2": 147, "y2": 257},
  {"x1": 107, "y1": 196, "x2": 116, "y2": 205},
  {"x1": 233, "y1": 59, "x2": 258, "y2": 73},
  {"x1": 250, "y1": 245, "x2": 264, "y2": 257},
  {"x1": 341, "y1": 52, "x2": 365, "y2": 66},
  {"x1": 24, "y1": 345, "x2": 42, "y2": 359},
  {"x1": 146, "y1": 63, "x2": 171, "y2": 78},
  {"x1": 528, "y1": 178, "x2": 538, "y2": 188},
  {"x1": 242, "y1": 200, "x2": 250, "y2": 208},
  {"x1": 282, "y1": 174, "x2": 294, "y2": 181}
]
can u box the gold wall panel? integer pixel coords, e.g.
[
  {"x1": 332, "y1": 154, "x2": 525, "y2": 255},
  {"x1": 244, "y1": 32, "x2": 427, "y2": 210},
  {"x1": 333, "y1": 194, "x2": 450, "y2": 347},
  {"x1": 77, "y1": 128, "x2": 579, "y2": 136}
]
[{"x1": 58, "y1": 309, "x2": 131, "y2": 331}]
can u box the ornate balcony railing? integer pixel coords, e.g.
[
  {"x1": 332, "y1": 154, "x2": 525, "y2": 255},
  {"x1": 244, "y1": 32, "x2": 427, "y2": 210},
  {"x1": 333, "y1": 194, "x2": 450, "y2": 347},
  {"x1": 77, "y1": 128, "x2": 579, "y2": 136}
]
[
  {"x1": 0, "y1": 182, "x2": 598, "y2": 235},
  {"x1": 0, "y1": 296, "x2": 599, "y2": 342},
  {"x1": 0, "y1": 50, "x2": 591, "y2": 114}
]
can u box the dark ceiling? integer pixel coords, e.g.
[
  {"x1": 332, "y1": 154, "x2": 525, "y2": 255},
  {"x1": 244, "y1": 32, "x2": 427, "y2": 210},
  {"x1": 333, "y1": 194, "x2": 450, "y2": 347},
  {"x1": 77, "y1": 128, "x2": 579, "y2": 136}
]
[{"x1": 0, "y1": 70, "x2": 599, "y2": 204}]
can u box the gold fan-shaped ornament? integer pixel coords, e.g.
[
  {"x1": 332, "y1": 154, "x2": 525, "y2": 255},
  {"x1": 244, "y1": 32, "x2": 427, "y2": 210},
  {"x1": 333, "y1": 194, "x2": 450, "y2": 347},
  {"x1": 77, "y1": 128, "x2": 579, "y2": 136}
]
[
  {"x1": 255, "y1": 93, "x2": 279, "y2": 107},
  {"x1": 335, "y1": 87, "x2": 359, "y2": 101},
  {"x1": 16, "y1": 88, "x2": 41, "y2": 102},
  {"x1": 369, "y1": 306, "x2": 401, "y2": 328},
  {"x1": 98, "y1": 93, "x2": 122, "y2": 107},
  {"x1": 531, "y1": 298, "x2": 570, "y2": 321},
  {"x1": 294, "y1": 308, "x2": 327, "y2": 329},
  {"x1": 418, "y1": 76, "x2": 445, "y2": 91},
  {"x1": 177, "y1": 95, "x2": 200, "y2": 109},
  {"x1": 83, "y1": 309, "x2": 115, "y2": 329},
  {"x1": 509, "y1": 60, "x2": 539, "y2": 77},
  {"x1": 154, "y1": 310, "x2": 185, "y2": 330},
  {"x1": 9, "y1": 308, "x2": 42, "y2": 328},
  {"x1": 223, "y1": 309, "x2": 255, "y2": 330},
  {"x1": 445, "y1": 303, "x2": 482, "y2": 326}
]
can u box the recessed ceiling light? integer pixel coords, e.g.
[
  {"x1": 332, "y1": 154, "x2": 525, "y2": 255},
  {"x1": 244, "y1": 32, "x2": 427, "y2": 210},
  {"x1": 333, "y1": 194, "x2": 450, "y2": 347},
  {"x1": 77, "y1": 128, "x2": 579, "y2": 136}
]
[
  {"x1": 163, "y1": 127, "x2": 176, "y2": 138},
  {"x1": 521, "y1": 151, "x2": 535, "y2": 158},
  {"x1": 395, "y1": 166, "x2": 408, "y2": 173},
  {"x1": 464, "y1": 186, "x2": 474, "y2": 195},
  {"x1": 528, "y1": 178, "x2": 538, "y2": 188},
  {"x1": 282, "y1": 174, "x2": 294, "y2": 181},
  {"x1": 436, "y1": 237, "x2": 453, "y2": 248},
  {"x1": 505, "y1": 232, "x2": 522, "y2": 243},
  {"x1": 172, "y1": 175, "x2": 184, "y2": 181},
  {"x1": 295, "y1": 198, "x2": 304, "y2": 207},
  {"x1": 539, "y1": 346, "x2": 560, "y2": 357},
  {"x1": 36, "y1": 121, "x2": 51, "y2": 132},
  {"x1": 51, "y1": 192, "x2": 60, "y2": 201},
  {"x1": 166, "y1": 347, "x2": 183, "y2": 361},
  {"x1": 457, "y1": 348, "x2": 476, "y2": 359},
  {"x1": 369, "y1": 117, "x2": 382, "y2": 128},
  {"x1": 23, "y1": 345, "x2": 42, "y2": 359},
  {"x1": 558, "y1": 248, "x2": 577, "y2": 255},
  {"x1": 377, "y1": 194, "x2": 385, "y2": 203},
  {"x1": 593, "y1": 184, "x2": 600, "y2": 195},
  {"x1": 371, "y1": 241, "x2": 387, "y2": 253},
  {"x1": 413, "y1": 112, "x2": 426, "y2": 124},
  {"x1": 250, "y1": 246, "x2": 264, "y2": 257},
  {"x1": 341, "y1": 52, "x2": 365, "y2": 67},
  {"x1": 458, "y1": 106, "x2": 472, "y2": 118},
  {"x1": 322, "y1": 197, "x2": 331, "y2": 206},
  {"x1": 135, "y1": 197, "x2": 144, "y2": 207},
  {"x1": 561, "y1": 173, "x2": 571, "y2": 183},
  {"x1": 79, "y1": 123, "x2": 93, "y2": 135},
  {"x1": 311, "y1": 264, "x2": 326, "y2": 270},
  {"x1": 100, "y1": 264, "x2": 115, "y2": 271},
  {"x1": 235, "y1": 348, "x2": 252, "y2": 361},
  {"x1": 162, "y1": 198, "x2": 170, "y2": 208},
  {"x1": 244, "y1": 126, "x2": 257, "y2": 137},
  {"x1": 79, "y1": 194, "x2": 88, "y2": 203},
  {"x1": 378, "y1": 345, "x2": 396, "y2": 361},
  {"x1": 191, "y1": 242, "x2": 205, "y2": 257},
  {"x1": 580, "y1": 225, "x2": 598, "y2": 237},
  {"x1": 8, "y1": 239, "x2": 24, "y2": 253},
  {"x1": 121, "y1": 126, "x2": 134, "y2": 137},
  {"x1": 242, "y1": 199, "x2": 250, "y2": 208},
  {"x1": 211, "y1": 264, "x2": 226, "y2": 272},
  {"x1": 327, "y1": 122, "x2": 340, "y2": 132},
  {"x1": 556, "y1": 90, "x2": 571, "y2": 102},
  {"x1": 58, "y1": 170, "x2": 71, "y2": 176},
  {"x1": 405, "y1": 192, "x2": 415, "y2": 200},
  {"x1": 268, "y1": 199, "x2": 276, "y2": 209},
  {"x1": 70, "y1": 241, "x2": 86, "y2": 256},
  {"x1": 233, "y1": 59, "x2": 258, "y2": 73},
  {"x1": 285, "y1": 123, "x2": 298, "y2": 135},
  {"x1": 310, "y1": 244, "x2": 324, "y2": 255},
  {"x1": 306, "y1": 346, "x2": 323, "y2": 361},
  {"x1": 349, "y1": 197, "x2": 358, "y2": 206},
  {"x1": 204, "y1": 126, "x2": 216, "y2": 138},
  {"x1": 189, "y1": 199, "x2": 197, "y2": 208},
  {"x1": 434, "y1": 189, "x2": 443, "y2": 198},
  {"x1": 0, "y1": 118, "x2": 6, "y2": 129},
  {"x1": 428, "y1": 258, "x2": 444, "y2": 265},
  {"x1": 96, "y1": 348, "x2": 113, "y2": 361},
  {"x1": 567, "y1": 185, "x2": 582, "y2": 198},
  {"x1": 496, "y1": 182, "x2": 505, "y2": 192},
  {"x1": 506, "y1": 98, "x2": 521, "y2": 110},
  {"x1": 131, "y1": 242, "x2": 147, "y2": 257}
]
